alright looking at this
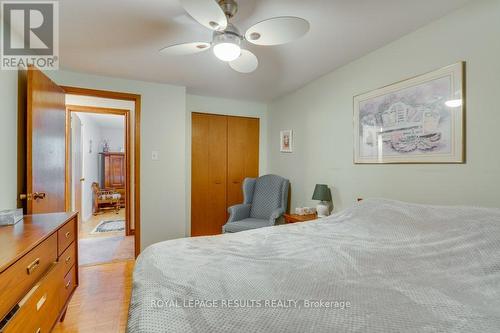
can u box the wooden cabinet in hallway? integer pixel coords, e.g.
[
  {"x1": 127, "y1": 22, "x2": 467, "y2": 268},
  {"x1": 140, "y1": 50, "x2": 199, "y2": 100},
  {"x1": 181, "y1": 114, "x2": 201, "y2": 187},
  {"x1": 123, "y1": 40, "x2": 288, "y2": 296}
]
[{"x1": 99, "y1": 152, "x2": 126, "y2": 207}]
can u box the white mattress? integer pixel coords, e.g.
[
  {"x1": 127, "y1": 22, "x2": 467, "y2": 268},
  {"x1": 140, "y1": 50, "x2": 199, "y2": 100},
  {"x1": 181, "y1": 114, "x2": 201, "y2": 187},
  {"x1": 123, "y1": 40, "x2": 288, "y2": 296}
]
[{"x1": 128, "y1": 199, "x2": 500, "y2": 332}]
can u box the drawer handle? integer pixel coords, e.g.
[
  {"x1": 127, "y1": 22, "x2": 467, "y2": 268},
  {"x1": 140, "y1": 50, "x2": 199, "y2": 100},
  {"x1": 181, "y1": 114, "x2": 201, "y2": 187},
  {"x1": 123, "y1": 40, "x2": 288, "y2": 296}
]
[
  {"x1": 65, "y1": 280, "x2": 71, "y2": 289},
  {"x1": 36, "y1": 294, "x2": 47, "y2": 311},
  {"x1": 27, "y1": 258, "x2": 40, "y2": 275},
  {"x1": 65, "y1": 231, "x2": 71, "y2": 239},
  {"x1": 36, "y1": 328, "x2": 41, "y2": 333},
  {"x1": 65, "y1": 256, "x2": 72, "y2": 264}
]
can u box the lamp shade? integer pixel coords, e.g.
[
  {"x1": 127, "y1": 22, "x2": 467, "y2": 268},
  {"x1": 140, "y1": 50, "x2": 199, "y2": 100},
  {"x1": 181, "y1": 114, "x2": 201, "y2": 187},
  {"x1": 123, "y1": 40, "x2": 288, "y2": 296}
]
[{"x1": 312, "y1": 184, "x2": 332, "y2": 201}]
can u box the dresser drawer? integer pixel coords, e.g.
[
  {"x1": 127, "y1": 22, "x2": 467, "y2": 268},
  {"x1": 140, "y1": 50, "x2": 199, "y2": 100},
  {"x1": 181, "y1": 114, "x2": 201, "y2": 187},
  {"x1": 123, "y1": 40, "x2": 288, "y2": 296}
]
[
  {"x1": 0, "y1": 233, "x2": 57, "y2": 319},
  {"x1": 60, "y1": 265, "x2": 76, "y2": 307},
  {"x1": 59, "y1": 242, "x2": 76, "y2": 276},
  {"x1": 3, "y1": 262, "x2": 61, "y2": 333},
  {"x1": 58, "y1": 218, "x2": 76, "y2": 256}
]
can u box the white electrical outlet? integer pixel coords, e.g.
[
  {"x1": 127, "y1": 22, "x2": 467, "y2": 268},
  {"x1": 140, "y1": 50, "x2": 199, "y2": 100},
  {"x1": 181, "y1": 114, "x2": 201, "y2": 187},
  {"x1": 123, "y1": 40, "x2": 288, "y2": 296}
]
[{"x1": 151, "y1": 151, "x2": 159, "y2": 161}]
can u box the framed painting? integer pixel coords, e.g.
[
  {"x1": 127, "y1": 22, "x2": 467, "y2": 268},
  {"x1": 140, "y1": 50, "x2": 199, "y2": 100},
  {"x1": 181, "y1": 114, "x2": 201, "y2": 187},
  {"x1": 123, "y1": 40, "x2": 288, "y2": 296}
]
[
  {"x1": 280, "y1": 130, "x2": 293, "y2": 153},
  {"x1": 353, "y1": 62, "x2": 465, "y2": 164}
]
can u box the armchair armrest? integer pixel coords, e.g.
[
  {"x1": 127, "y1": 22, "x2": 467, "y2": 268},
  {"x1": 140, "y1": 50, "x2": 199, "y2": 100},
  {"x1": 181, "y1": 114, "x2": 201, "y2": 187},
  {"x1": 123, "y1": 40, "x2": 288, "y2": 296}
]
[
  {"x1": 269, "y1": 207, "x2": 286, "y2": 225},
  {"x1": 227, "y1": 204, "x2": 251, "y2": 223}
]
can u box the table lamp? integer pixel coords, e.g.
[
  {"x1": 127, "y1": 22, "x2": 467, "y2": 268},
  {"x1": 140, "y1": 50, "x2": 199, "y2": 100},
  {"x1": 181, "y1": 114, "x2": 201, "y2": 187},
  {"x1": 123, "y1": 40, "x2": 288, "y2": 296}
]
[{"x1": 312, "y1": 184, "x2": 332, "y2": 217}]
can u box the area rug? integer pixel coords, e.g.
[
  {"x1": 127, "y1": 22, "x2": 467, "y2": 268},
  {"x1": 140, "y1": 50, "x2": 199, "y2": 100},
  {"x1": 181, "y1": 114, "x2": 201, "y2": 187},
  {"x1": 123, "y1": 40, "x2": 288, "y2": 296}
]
[
  {"x1": 91, "y1": 219, "x2": 125, "y2": 233},
  {"x1": 79, "y1": 236, "x2": 134, "y2": 266}
]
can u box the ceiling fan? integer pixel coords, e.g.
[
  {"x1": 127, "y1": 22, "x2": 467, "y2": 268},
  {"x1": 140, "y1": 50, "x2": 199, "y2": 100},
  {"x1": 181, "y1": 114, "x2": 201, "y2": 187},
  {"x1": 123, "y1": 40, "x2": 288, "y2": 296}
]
[{"x1": 160, "y1": 0, "x2": 310, "y2": 73}]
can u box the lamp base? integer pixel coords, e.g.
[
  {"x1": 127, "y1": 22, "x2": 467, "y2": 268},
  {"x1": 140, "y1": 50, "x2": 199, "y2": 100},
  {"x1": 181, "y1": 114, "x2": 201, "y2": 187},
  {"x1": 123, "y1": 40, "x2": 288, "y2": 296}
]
[{"x1": 316, "y1": 202, "x2": 330, "y2": 218}]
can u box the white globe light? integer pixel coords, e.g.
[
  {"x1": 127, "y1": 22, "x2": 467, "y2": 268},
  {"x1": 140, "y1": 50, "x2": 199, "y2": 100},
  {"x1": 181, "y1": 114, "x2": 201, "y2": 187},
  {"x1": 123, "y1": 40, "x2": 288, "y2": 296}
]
[
  {"x1": 213, "y1": 42, "x2": 241, "y2": 62},
  {"x1": 212, "y1": 27, "x2": 242, "y2": 62}
]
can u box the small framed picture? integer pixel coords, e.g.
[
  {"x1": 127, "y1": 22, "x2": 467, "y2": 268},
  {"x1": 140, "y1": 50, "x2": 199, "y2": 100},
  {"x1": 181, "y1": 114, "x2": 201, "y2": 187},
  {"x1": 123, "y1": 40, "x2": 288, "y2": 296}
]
[{"x1": 280, "y1": 130, "x2": 293, "y2": 153}]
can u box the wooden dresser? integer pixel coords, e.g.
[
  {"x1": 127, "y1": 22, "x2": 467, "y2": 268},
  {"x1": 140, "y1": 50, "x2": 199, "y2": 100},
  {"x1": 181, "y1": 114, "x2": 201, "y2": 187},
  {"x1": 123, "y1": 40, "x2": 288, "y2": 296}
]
[{"x1": 0, "y1": 212, "x2": 78, "y2": 333}]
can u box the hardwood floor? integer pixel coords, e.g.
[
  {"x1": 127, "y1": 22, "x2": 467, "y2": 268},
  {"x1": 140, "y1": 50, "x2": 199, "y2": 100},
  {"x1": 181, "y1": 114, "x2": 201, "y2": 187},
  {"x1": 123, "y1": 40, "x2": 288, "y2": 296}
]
[
  {"x1": 78, "y1": 209, "x2": 134, "y2": 266},
  {"x1": 80, "y1": 209, "x2": 126, "y2": 239},
  {"x1": 53, "y1": 260, "x2": 134, "y2": 333}
]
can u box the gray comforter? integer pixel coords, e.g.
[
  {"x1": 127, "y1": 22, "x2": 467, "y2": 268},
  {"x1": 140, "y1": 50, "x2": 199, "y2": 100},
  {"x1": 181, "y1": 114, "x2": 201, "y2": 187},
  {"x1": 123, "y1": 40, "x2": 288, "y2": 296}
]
[{"x1": 128, "y1": 199, "x2": 500, "y2": 332}]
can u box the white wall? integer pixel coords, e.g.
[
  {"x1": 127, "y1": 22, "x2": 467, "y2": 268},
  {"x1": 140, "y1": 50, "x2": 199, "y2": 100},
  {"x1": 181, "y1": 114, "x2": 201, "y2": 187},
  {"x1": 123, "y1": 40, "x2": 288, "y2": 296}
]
[
  {"x1": 267, "y1": 0, "x2": 500, "y2": 212},
  {"x1": 0, "y1": 30, "x2": 22, "y2": 211},
  {"x1": 185, "y1": 94, "x2": 268, "y2": 235},
  {"x1": 0, "y1": 71, "x2": 19, "y2": 211},
  {"x1": 100, "y1": 127, "x2": 125, "y2": 152},
  {"x1": 48, "y1": 70, "x2": 187, "y2": 250}
]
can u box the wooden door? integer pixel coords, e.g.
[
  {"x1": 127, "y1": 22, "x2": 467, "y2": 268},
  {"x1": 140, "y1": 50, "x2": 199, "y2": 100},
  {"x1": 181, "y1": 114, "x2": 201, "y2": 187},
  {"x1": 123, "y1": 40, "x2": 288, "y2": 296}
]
[
  {"x1": 227, "y1": 116, "x2": 259, "y2": 208},
  {"x1": 26, "y1": 66, "x2": 66, "y2": 214},
  {"x1": 72, "y1": 114, "x2": 83, "y2": 216},
  {"x1": 191, "y1": 113, "x2": 227, "y2": 236}
]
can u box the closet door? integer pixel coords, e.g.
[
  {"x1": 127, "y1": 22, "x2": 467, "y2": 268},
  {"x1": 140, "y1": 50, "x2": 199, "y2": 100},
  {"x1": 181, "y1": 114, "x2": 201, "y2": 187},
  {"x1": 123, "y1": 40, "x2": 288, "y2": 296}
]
[
  {"x1": 227, "y1": 116, "x2": 259, "y2": 209},
  {"x1": 191, "y1": 113, "x2": 228, "y2": 236}
]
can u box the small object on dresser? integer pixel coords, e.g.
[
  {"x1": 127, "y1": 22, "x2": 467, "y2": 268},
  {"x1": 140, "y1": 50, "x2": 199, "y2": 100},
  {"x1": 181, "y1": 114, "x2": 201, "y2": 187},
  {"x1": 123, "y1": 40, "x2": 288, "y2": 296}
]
[
  {"x1": 312, "y1": 184, "x2": 332, "y2": 218},
  {"x1": 295, "y1": 207, "x2": 316, "y2": 215},
  {"x1": 0, "y1": 208, "x2": 23, "y2": 226}
]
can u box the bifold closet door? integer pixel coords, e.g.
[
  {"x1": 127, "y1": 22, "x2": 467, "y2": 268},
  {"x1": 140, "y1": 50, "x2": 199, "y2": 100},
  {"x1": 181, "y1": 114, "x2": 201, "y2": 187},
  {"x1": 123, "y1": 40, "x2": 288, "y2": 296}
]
[
  {"x1": 227, "y1": 116, "x2": 260, "y2": 209},
  {"x1": 191, "y1": 113, "x2": 228, "y2": 236}
]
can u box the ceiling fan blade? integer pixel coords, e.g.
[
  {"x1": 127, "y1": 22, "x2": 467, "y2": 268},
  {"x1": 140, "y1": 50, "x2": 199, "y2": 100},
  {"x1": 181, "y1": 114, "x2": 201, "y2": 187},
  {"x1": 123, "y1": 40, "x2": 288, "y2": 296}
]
[
  {"x1": 229, "y1": 49, "x2": 258, "y2": 74},
  {"x1": 245, "y1": 16, "x2": 310, "y2": 46},
  {"x1": 179, "y1": 0, "x2": 228, "y2": 31},
  {"x1": 160, "y1": 42, "x2": 211, "y2": 55}
]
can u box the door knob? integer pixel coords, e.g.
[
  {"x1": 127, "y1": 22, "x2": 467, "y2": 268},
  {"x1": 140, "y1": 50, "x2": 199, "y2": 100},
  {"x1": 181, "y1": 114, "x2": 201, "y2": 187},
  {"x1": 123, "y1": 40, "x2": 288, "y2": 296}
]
[
  {"x1": 80, "y1": 178, "x2": 85, "y2": 182},
  {"x1": 33, "y1": 192, "x2": 46, "y2": 200}
]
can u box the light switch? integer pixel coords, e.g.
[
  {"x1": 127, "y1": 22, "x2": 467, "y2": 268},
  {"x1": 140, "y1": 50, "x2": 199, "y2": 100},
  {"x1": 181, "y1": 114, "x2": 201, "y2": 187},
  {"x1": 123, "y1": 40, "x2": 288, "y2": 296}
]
[{"x1": 151, "y1": 151, "x2": 159, "y2": 161}]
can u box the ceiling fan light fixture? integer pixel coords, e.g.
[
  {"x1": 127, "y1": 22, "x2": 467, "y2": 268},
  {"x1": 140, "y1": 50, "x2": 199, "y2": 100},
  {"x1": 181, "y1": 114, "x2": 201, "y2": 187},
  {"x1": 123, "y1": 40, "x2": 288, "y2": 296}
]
[{"x1": 212, "y1": 30, "x2": 241, "y2": 62}]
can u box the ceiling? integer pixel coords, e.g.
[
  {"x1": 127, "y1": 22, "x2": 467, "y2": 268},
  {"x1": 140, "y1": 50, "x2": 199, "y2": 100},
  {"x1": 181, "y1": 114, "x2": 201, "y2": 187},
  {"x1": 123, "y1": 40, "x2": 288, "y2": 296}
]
[{"x1": 60, "y1": 0, "x2": 470, "y2": 102}]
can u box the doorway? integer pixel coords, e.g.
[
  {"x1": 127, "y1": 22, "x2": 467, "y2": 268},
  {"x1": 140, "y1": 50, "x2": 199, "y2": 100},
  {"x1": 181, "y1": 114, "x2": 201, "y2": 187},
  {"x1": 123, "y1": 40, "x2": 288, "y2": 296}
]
[
  {"x1": 62, "y1": 86, "x2": 141, "y2": 260},
  {"x1": 18, "y1": 67, "x2": 141, "y2": 260},
  {"x1": 68, "y1": 105, "x2": 133, "y2": 266}
]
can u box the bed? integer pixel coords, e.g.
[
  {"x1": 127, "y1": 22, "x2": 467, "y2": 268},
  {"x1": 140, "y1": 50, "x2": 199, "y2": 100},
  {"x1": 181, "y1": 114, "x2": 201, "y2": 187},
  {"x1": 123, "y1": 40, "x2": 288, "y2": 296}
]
[{"x1": 128, "y1": 199, "x2": 500, "y2": 332}]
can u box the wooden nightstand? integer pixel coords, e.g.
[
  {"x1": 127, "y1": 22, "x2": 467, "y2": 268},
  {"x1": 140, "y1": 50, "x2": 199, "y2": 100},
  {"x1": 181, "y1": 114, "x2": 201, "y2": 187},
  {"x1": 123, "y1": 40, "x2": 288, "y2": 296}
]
[{"x1": 284, "y1": 213, "x2": 318, "y2": 224}]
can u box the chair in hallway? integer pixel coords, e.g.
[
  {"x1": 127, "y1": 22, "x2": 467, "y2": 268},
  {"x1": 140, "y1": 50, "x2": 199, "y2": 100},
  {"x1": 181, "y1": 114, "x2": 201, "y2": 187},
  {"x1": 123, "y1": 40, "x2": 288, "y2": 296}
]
[
  {"x1": 223, "y1": 174, "x2": 289, "y2": 233},
  {"x1": 91, "y1": 182, "x2": 121, "y2": 215}
]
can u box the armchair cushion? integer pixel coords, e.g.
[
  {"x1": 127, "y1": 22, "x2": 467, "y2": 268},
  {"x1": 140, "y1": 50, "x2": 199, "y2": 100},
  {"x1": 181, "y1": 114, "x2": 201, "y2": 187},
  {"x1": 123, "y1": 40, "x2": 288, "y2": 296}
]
[
  {"x1": 249, "y1": 175, "x2": 286, "y2": 220},
  {"x1": 222, "y1": 218, "x2": 270, "y2": 233}
]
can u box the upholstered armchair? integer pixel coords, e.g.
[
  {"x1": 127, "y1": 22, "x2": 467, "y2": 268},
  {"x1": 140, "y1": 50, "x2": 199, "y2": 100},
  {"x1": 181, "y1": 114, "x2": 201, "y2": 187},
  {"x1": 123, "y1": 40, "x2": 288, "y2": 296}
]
[{"x1": 223, "y1": 175, "x2": 290, "y2": 233}]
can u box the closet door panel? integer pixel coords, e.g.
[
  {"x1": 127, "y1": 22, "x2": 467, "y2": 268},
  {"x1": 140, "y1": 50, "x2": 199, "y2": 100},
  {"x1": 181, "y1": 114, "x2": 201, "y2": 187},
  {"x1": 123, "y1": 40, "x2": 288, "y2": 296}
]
[
  {"x1": 227, "y1": 116, "x2": 259, "y2": 208},
  {"x1": 207, "y1": 115, "x2": 228, "y2": 235},
  {"x1": 191, "y1": 113, "x2": 227, "y2": 236},
  {"x1": 191, "y1": 113, "x2": 209, "y2": 236}
]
